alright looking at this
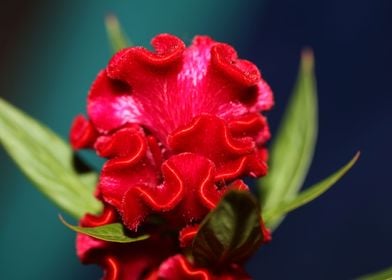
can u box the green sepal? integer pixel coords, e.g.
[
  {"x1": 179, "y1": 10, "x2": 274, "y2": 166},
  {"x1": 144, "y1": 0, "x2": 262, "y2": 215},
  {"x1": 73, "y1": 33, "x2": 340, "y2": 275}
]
[{"x1": 192, "y1": 191, "x2": 264, "y2": 269}]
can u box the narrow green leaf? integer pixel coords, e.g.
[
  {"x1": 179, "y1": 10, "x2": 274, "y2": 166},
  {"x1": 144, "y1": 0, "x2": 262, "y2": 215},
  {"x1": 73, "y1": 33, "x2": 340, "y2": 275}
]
[
  {"x1": 0, "y1": 98, "x2": 103, "y2": 218},
  {"x1": 192, "y1": 191, "x2": 264, "y2": 269},
  {"x1": 60, "y1": 216, "x2": 149, "y2": 243},
  {"x1": 105, "y1": 14, "x2": 131, "y2": 53},
  {"x1": 358, "y1": 266, "x2": 392, "y2": 280},
  {"x1": 263, "y1": 152, "x2": 360, "y2": 225},
  {"x1": 259, "y1": 49, "x2": 318, "y2": 229}
]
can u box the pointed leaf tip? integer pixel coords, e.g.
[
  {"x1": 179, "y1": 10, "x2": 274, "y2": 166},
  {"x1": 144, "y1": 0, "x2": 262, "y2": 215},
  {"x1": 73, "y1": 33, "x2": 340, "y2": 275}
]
[
  {"x1": 105, "y1": 14, "x2": 131, "y2": 53},
  {"x1": 263, "y1": 152, "x2": 360, "y2": 226},
  {"x1": 59, "y1": 215, "x2": 149, "y2": 243},
  {"x1": 301, "y1": 48, "x2": 314, "y2": 71}
]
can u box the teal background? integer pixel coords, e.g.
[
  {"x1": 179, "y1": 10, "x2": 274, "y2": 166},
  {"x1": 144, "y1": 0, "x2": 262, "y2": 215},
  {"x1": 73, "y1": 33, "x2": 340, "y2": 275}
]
[{"x1": 1, "y1": 0, "x2": 391, "y2": 279}]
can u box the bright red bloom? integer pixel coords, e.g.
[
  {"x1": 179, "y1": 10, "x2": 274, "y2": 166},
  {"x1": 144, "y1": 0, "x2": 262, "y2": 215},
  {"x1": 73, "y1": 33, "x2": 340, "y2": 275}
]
[
  {"x1": 71, "y1": 33, "x2": 274, "y2": 280},
  {"x1": 70, "y1": 34, "x2": 273, "y2": 233}
]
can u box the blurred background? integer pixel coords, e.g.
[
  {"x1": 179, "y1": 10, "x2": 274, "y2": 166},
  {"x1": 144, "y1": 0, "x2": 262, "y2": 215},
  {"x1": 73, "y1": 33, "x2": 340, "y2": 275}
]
[{"x1": 0, "y1": 0, "x2": 391, "y2": 279}]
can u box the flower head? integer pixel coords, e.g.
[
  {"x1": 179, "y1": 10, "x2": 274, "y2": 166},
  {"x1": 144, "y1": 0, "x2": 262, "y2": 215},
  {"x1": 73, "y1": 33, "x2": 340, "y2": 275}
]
[
  {"x1": 71, "y1": 33, "x2": 273, "y2": 279},
  {"x1": 71, "y1": 34, "x2": 273, "y2": 234}
]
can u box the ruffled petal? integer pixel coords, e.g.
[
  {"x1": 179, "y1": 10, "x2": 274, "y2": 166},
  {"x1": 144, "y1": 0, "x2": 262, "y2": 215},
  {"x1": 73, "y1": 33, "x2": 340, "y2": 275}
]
[
  {"x1": 157, "y1": 255, "x2": 251, "y2": 280},
  {"x1": 95, "y1": 34, "x2": 186, "y2": 138},
  {"x1": 158, "y1": 255, "x2": 211, "y2": 280},
  {"x1": 97, "y1": 127, "x2": 159, "y2": 209},
  {"x1": 179, "y1": 224, "x2": 200, "y2": 248},
  {"x1": 87, "y1": 34, "x2": 272, "y2": 146},
  {"x1": 87, "y1": 70, "x2": 135, "y2": 133},
  {"x1": 77, "y1": 236, "x2": 176, "y2": 280},
  {"x1": 69, "y1": 114, "x2": 99, "y2": 149},
  {"x1": 252, "y1": 79, "x2": 274, "y2": 112},
  {"x1": 168, "y1": 114, "x2": 267, "y2": 181},
  {"x1": 121, "y1": 153, "x2": 219, "y2": 230},
  {"x1": 228, "y1": 113, "x2": 270, "y2": 145}
]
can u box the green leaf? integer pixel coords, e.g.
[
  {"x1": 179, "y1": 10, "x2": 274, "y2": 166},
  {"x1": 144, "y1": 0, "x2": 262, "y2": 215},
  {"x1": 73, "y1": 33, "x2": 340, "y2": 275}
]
[
  {"x1": 263, "y1": 152, "x2": 360, "y2": 225},
  {"x1": 105, "y1": 14, "x2": 131, "y2": 53},
  {"x1": 60, "y1": 215, "x2": 149, "y2": 243},
  {"x1": 0, "y1": 98, "x2": 103, "y2": 219},
  {"x1": 358, "y1": 266, "x2": 392, "y2": 280},
  {"x1": 192, "y1": 191, "x2": 264, "y2": 269},
  {"x1": 259, "y1": 49, "x2": 318, "y2": 230}
]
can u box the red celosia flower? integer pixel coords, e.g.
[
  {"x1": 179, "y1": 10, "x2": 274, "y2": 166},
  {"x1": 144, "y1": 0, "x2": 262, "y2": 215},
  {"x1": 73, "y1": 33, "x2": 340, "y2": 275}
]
[{"x1": 70, "y1": 32, "x2": 273, "y2": 239}]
